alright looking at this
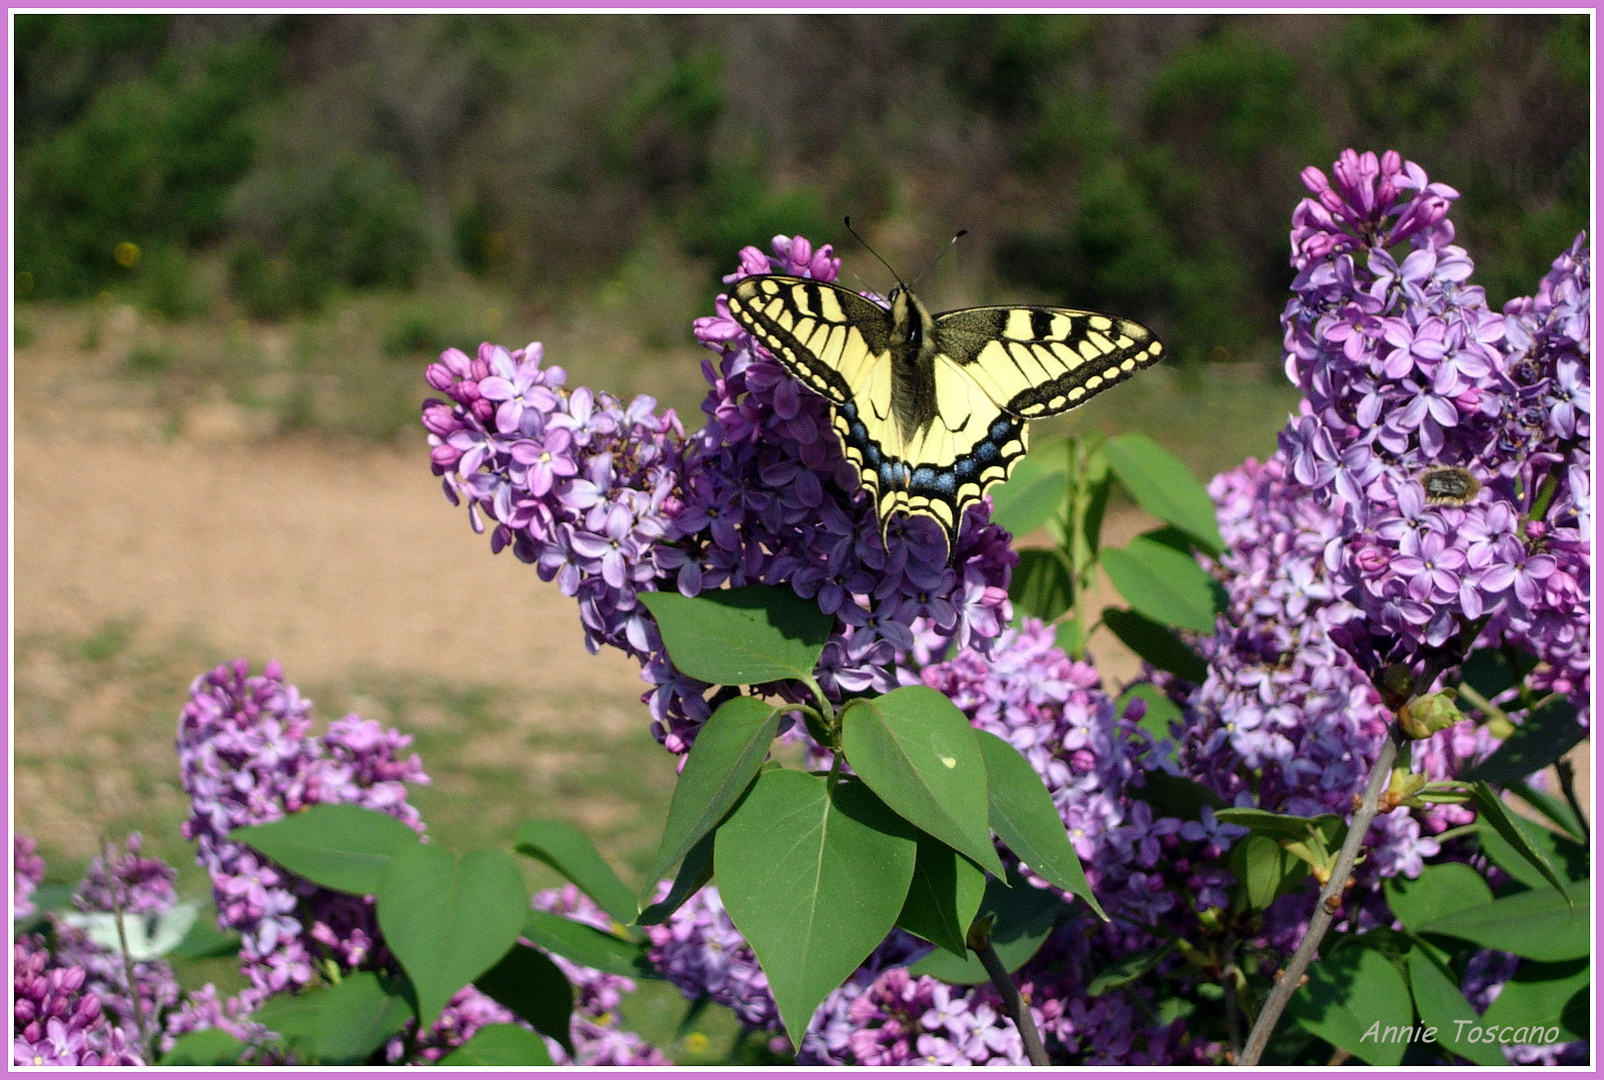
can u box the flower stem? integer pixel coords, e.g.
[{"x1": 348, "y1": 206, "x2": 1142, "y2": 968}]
[
  {"x1": 974, "y1": 937, "x2": 1050, "y2": 1066},
  {"x1": 1236, "y1": 722, "x2": 1403, "y2": 1066},
  {"x1": 101, "y1": 836, "x2": 152, "y2": 1061}
]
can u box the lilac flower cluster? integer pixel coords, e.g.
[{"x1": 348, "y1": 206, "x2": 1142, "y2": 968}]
[
  {"x1": 13, "y1": 935, "x2": 142, "y2": 1066},
  {"x1": 421, "y1": 237, "x2": 1015, "y2": 754},
  {"x1": 802, "y1": 967, "x2": 1027, "y2": 1066},
  {"x1": 423, "y1": 343, "x2": 687, "y2": 664},
  {"x1": 1281, "y1": 150, "x2": 1590, "y2": 713},
  {"x1": 177, "y1": 659, "x2": 427, "y2": 1003}
]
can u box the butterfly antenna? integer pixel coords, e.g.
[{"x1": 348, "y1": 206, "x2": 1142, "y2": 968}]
[
  {"x1": 908, "y1": 229, "x2": 968, "y2": 290},
  {"x1": 844, "y1": 216, "x2": 907, "y2": 295}
]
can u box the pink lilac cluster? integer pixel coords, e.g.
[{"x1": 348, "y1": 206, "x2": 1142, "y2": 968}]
[
  {"x1": 177, "y1": 659, "x2": 427, "y2": 1003},
  {"x1": 13, "y1": 935, "x2": 142, "y2": 1066},
  {"x1": 13, "y1": 836, "x2": 46, "y2": 920},
  {"x1": 1281, "y1": 149, "x2": 1590, "y2": 712},
  {"x1": 419, "y1": 237, "x2": 1015, "y2": 756},
  {"x1": 528, "y1": 885, "x2": 670, "y2": 1066},
  {"x1": 51, "y1": 835, "x2": 183, "y2": 1053},
  {"x1": 423, "y1": 342, "x2": 686, "y2": 663}
]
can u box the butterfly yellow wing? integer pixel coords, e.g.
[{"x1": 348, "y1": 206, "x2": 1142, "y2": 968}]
[{"x1": 725, "y1": 274, "x2": 1163, "y2": 547}]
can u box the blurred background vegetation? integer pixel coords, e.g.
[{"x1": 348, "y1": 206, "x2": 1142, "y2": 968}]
[{"x1": 13, "y1": 12, "x2": 1590, "y2": 437}]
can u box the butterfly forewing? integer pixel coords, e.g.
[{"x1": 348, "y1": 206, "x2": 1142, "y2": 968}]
[
  {"x1": 728, "y1": 275, "x2": 892, "y2": 406},
  {"x1": 934, "y1": 307, "x2": 1164, "y2": 418}
]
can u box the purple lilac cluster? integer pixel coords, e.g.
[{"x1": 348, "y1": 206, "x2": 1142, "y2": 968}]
[
  {"x1": 1281, "y1": 150, "x2": 1590, "y2": 713},
  {"x1": 13, "y1": 935, "x2": 142, "y2": 1066},
  {"x1": 177, "y1": 659, "x2": 427, "y2": 1004},
  {"x1": 423, "y1": 343, "x2": 687, "y2": 665},
  {"x1": 420, "y1": 237, "x2": 1015, "y2": 755},
  {"x1": 13, "y1": 836, "x2": 45, "y2": 920},
  {"x1": 801, "y1": 968, "x2": 1027, "y2": 1066}
]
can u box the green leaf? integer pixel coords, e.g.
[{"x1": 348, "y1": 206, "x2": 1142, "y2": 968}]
[
  {"x1": 523, "y1": 909, "x2": 652, "y2": 978},
  {"x1": 1287, "y1": 945, "x2": 1413, "y2": 1066},
  {"x1": 313, "y1": 971, "x2": 414, "y2": 1064},
  {"x1": 908, "y1": 867, "x2": 1065, "y2": 985},
  {"x1": 1087, "y1": 939, "x2": 1175, "y2": 996},
  {"x1": 229, "y1": 804, "x2": 423, "y2": 896},
  {"x1": 1009, "y1": 548, "x2": 1074, "y2": 623},
  {"x1": 1384, "y1": 862, "x2": 1493, "y2": 930},
  {"x1": 647, "y1": 696, "x2": 779, "y2": 885},
  {"x1": 715, "y1": 771, "x2": 918, "y2": 1044},
  {"x1": 1405, "y1": 947, "x2": 1506, "y2": 1066},
  {"x1": 988, "y1": 454, "x2": 1068, "y2": 537},
  {"x1": 1480, "y1": 957, "x2": 1588, "y2": 1039},
  {"x1": 1137, "y1": 771, "x2": 1225, "y2": 821},
  {"x1": 637, "y1": 831, "x2": 716, "y2": 927},
  {"x1": 1418, "y1": 886, "x2": 1590, "y2": 961},
  {"x1": 1458, "y1": 647, "x2": 1538, "y2": 702},
  {"x1": 1215, "y1": 807, "x2": 1344, "y2": 844},
  {"x1": 976, "y1": 729, "x2": 1105, "y2": 918},
  {"x1": 1462, "y1": 696, "x2": 1586, "y2": 786},
  {"x1": 1465, "y1": 782, "x2": 1570, "y2": 899},
  {"x1": 1054, "y1": 618, "x2": 1086, "y2": 657},
  {"x1": 473, "y1": 943, "x2": 576, "y2": 1054},
  {"x1": 1116, "y1": 683, "x2": 1184, "y2": 747},
  {"x1": 377, "y1": 846, "x2": 529, "y2": 1028},
  {"x1": 1478, "y1": 817, "x2": 1589, "y2": 890},
  {"x1": 1229, "y1": 833, "x2": 1307, "y2": 911},
  {"x1": 897, "y1": 832, "x2": 987, "y2": 958},
  {"x1": 1506, "y1": 778, "x2": 1588, "y2": 842},
  {"x1": 514, "y1": 819, "x2": 638, "y2": 928},
  {"x1": 250, "y1": 992, "x2": 323, "y2": 1055},
  {"x1": 841, "y1": 686, "x2": 1004, "y2": 878},
  {"x1": 1102, "y1": 607, "x2": 1209, "y2": 684},
  {"x1": 639, "y1": 585, "x2": 833, "y2": 685},
  {"x1": 436, "y1": 1023, "x2": 554, "y2": 1066},
  {"x1": 1099, "y1": 536, "x2": 1221, "y2": 632},
  {"x1": 160, "y1": 1028, "x2": 244, "y2": 1066},
  {"x1": 1103, "y1": 433, "x2": 1224, "y2": 555}
]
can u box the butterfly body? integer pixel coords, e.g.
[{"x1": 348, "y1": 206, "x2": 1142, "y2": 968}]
[{"x1": 727, "y1": 272, "x2": 1163, "y2": 546}]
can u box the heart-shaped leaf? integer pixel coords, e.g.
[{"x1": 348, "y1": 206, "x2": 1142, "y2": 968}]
[
  {"x1": 896, "y1": 832, "x2": 987, "y2": 958},
  {"x1": 988, "y1": 454, "x2": 1068, "y2": 537},
  {"x1": 515, "y1": 819, "x2": 637, "y2": 927},
  {"x1": 377, "y1": 846, "x2": 528, "y2": 1028},
  {"x1": 1384, "y1": 861, "x2": 1493, "y2": 930},
  {"x1": 976, "y1": 729, "x2": 1104, "y2": 917},
  {"x1": 646, "y1": 696, "x2": 779, "y2": 886},
  {"x1": 437, "y1": 1024, "x2": 554, "y2": 1066},
  {"x1": 841, "y1": 686, "x2": 1003, "y2": 878},
  {"x1": 715, "y1": 771, "x2": 917, "y2": 1044},
  {"x1": 1287, "y1": 945, "x2": 1412, "y2": 1066},
  {"x1": 313, "y1": 971, "x2": 414, "y2": 1064},
  {"x1": 160, "y1": 1029, "x2": 245, "y2": 1066},
  {"x1": 640, "y1": 585, "x2": 833, "y2": 685},
  {"x1": 230, "y1": 804, "x2": 422, "y2": 896},
  {"x1": 473, "y1": 943, "x2": 575, "y2": 1054}
]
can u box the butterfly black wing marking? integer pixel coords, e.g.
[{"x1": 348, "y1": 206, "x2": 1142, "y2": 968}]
[{"x1": 725, "y1": 274, "x2": 1164, "y2": 548}]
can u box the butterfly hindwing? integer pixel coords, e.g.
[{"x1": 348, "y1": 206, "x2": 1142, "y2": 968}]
[{"x1": 724, "y1": 272, "x2": 1162, "y2": 548}]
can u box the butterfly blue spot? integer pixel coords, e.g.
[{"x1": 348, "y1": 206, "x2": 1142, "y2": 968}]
[{"x1": 990, "y1": 418, "x2": 1013, "y2": 440}]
